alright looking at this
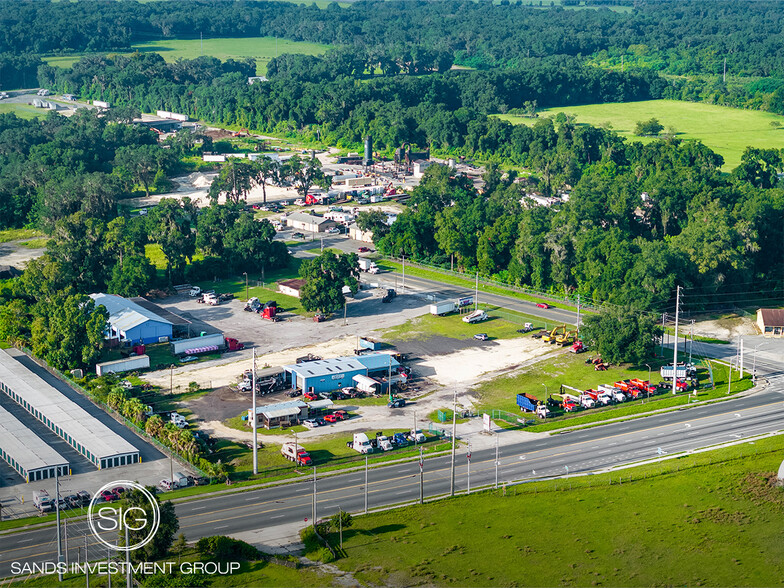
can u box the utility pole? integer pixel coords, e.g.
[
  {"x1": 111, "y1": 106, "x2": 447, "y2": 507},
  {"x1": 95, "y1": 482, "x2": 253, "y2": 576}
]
[
  {"x1": 339, "y1": 508, "x2": 343, "y2": 549},
  {"x1": 494, "y1": 434, "x2": 499, "y2": 489},
  {"x1": 252, "y1": 348, "x2": 258, "y2": 475},
  {"x1": 689, "y1": 320, "x2": 694, "y2": 364},
  {"x1": 106, "y1": 547, "x2": 111, "y2": 588},
  {"x1": 671, "y1": 286, "x2": 681, "y2": 395},
  {"x1": 84, "y1": 535, "x2": 89, "y2": 588},
  {"x1": 727, "y1": 355, "x2": 733, "y2": 396},
  {"x1": 312, "y1": 466, "x2": 317, "y2": 526},
  {"x1": 475, "y1": 272, "x2": 479, "y2": 310},
  {"x1": 661, "y1": 313, "x2": 667, "y2": 357},
  {"x1": 466, "y1": 442, "x2": 472, "y2": 495},
  {"x1": 64, "y1": 519, "x2": 69, "y2": 566},
  {"x1": 419, "y1": 447, "x2": 424, "y2": 504},
  {"x1": 739, "y1": 337, "x2": 744, "y2": 376},
  {"x1": 55, "y1": 469, "x2": 63, "y2": 582},
  {"x1": 401, "y1": 253, "x2": 405, "y2": 292},
  {"x1": 576, "y1": 294, "x2": 580, "y2": 328},
  {"x1": 449, "y1": 389, "x2": 457, "y2": 497},
  {"x1": 125, "y1": 525, "x2": 132, "y2": 588},
  {"x1": 364, "y1": 455, "x2": 368, "y2": 514}
]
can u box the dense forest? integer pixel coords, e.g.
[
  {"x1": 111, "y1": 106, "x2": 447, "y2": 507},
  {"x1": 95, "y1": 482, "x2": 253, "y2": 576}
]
[{"x1": 3, "y1": 0, "x2": 784, "y2": 77}]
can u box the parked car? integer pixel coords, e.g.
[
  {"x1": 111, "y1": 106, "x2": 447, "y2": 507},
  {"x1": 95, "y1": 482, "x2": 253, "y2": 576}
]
[
  {"x1": 313, "y1": 313, "x2": 327, "y2": 322},
  {"x1": 388, "y1": 398, "x2": 406, "y2": 408},
  {"x1": 302, "y1": 419, "x2": 319, "y2": 429},
  {"x1": 303, "y1": 391, "x2": 319, "y2": 401},
  {"x1": 100, "y1": 490, "x2": 117, "y2": 502},
  {"x1": 111, "y1": 486, "x2": 125, "y2": 496},
  {"x1": 294, "y1": 199, "x2": 305, "y2": 206},
  {"x1": 292, "y1": 232, "x2": 305, "y2": 239},
  {"x1": 65, "y1": 494, "x2": 81, "y2": 509},
  {"x1": 316, "y1": 417, "x2": 327, "y2": 427},
  {"x1": 56, "y1": 497, "x2": 68, "y2": 510},
  {"x1": 324, "y1": 413, "x2": 339, "y2": 423},
  {"x1": 358, "y1": 246, "x2": 371, "y2": 253},
  {"x1": 333, "y1": 410, "x2": 348, "y2": 420},
  {"x1": 535, "y1": 303, "x2": 551, "y2": 309},
  {"x1": 326, "y1": 227, "x2": 340, "y2": 234},
  {"x1": 473, "y1": 333, "x2": 489, "y2": 341},
  {"x1": 159, "y1": 480, "x2": 173, "y2": 491},
  {"x1": 76, "y1": 491, "x2": 91, "y2": 505}
]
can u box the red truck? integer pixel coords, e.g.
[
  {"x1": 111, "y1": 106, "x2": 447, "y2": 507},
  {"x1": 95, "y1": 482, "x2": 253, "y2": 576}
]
[
  {"x1": 614, "y1": 380, "x2": 642, "y2": 399},
  {"x1": 630, "y1": 378, "x2": 657, "y2": 395},
  {"x1": 225, "y1": 337, "x2": 244, "y2": 351}
]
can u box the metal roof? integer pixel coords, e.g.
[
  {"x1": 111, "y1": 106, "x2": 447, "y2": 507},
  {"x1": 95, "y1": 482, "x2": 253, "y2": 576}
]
[
  {"x1": 0, "y1": 404, "x2": 69, "y2": 474},
  {"x1": 283, "y1": 354, "x2": 399, "y2": 378},
  {"x1": 250, "y1": 400, "x2": 307, "y2": 417},
  {"x1": 306, "y1": 399, "x2": 334, "y2": 410},
  {"x1": 0, "y1": 350, "x2": 139, "y2": 461},
  {"x1": 90, "y1": 293, "x2": 173, "y2": 333},
  {"x1": 758, "y1": 308, "x2": 784, "y2": 326},
  {"x1": 287, "y1": 212, "x2": 334, "y2": 226}
]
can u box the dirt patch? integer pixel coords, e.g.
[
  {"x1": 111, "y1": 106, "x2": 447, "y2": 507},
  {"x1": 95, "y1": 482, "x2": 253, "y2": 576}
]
[
  {"x1": 392, "y1": 335, "x2": 481, "y2": 357},
  {"x1": 690, "y1": 507, "x2": 750, "y2": 525},
  {"x1": 692, "y1": 316, "x2": 758, "y2": 340},
  {"x1": 737, "y1": 472, "x2": 784, "y2": 509},
  {"x1": 187, "y1": 385, "x2": 249, "y2": 422}
]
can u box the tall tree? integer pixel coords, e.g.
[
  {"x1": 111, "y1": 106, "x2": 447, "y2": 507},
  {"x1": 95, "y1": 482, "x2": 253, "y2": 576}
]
[
  {"x1": 282, "y1": 154, "x2": 330, "y2": 197},
  {"x1": 580, "y1": 306, "x2": 663, "y2": 365},
  {"x1": 148, "y1": 197, "x2": 197, "y2": 283},
  {"x1": 299, "y1": 250, "x2": 359, "y2": 313}
]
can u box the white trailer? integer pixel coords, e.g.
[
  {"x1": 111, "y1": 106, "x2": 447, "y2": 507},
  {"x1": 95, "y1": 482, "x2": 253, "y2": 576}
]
[
  {"x1": 462, "y1": 309, "x2": 488, "y2": 323},
  {"x1": 93, "y1": 100, "x2": 110, "y2": 109},
  {"x1": 171, "y1": 333, "x2": 226, "y2": 355},
  {"x1": 430, "y1": 301, "x2": 457, "y2": 316},
  {"x1": 95, "y1": 355, "x2": 150, "y2": 376},
  {"x1": 660, "y1": 364, "x2": 696, "y2": 380},
  {"x1": 358, "y1": 258, "x2": 379, "y2": 273}
]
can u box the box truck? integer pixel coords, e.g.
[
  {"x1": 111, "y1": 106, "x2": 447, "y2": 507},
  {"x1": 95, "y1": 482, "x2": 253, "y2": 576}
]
[{"x1": 430, "y1": 301, "x2": 457, "y2": 316}]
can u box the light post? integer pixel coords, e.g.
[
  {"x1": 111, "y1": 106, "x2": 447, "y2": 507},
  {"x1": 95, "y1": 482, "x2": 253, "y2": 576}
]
[
  {"x1": 752, "y1": 343, "x2": 765, "y2": 382},
  {"x1": 450, "y1": 388, "x2": 457, "y2": 497},
  {"x1": 169, "y1": 365, "x2": 174, "y2": 396},
  {"x1": 645, "y1": 364, "x2": 652, "y2": 400},
  {"x1": 243, "y1": 272, "x2": 248, "y2": 300},
  {"x1": 541, "y1": 383, "x2": 548, "y2": 400}
]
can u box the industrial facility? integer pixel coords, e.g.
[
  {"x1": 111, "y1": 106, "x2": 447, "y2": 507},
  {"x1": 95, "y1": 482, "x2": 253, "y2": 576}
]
[
  {"x1": 90, "y1": 293, "x2": 173, "y2": 345},
  {"x1": 282, "y1": 353, "x2": 401, "y2": 395},
  {"x1": 0, "y1": 405, "x2": 69, "y2": 482}
]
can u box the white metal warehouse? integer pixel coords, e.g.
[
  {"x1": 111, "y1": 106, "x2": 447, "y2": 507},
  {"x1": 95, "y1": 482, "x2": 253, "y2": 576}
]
[
  {"x1": 0, "y1": 350, "x2": 140, "y2": 470},
  {"x1": 0, "y1": 404, "x2": 69, "y2": 482}
]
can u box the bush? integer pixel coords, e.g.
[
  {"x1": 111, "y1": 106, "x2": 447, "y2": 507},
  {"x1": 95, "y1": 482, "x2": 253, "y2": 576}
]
[{"x1": 195, "y1": 536, "x2": 260, "y2": 561}]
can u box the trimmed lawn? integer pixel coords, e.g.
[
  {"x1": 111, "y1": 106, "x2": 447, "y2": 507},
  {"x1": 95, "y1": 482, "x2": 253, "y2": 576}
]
[
  {"x1": 333, "y1": 434, "x2": 784, "y2": 587},
  {"x1": 17, "y1": 238, "x2": 49, "y2": 248},
  {"x1": 382, "y1": 307, "x2": 545, "y2": 342},
  {"x1": 496, "y1": 99, "x2": 784, "y2": 171},
  {"x1": 0, "y1": 102, "x2": 46, "y2": 119}
]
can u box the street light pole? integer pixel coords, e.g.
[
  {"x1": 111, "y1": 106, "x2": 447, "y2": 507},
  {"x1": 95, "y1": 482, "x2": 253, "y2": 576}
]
[
  {"x1": 252, "y1": 348, "x2": 258, "y2": 475},
  {"x1": 243, "y1": 271, "x2": 248, "y2": 300},
  {"x1": 466, "y1": 441, "x2": 472, "y2": 495},
  {"x1": 752, "y1": 343, "x2": 765, "y2": 382},
  {"x1": 494, "y1": 433, "x2": 499, "y2": 489},
  {"x1": 541, "y1": 383, "x2": 548, "y2": 400},
  {"x1": 364, "y1": 455, "x2": 368, "y2": 514},
  {"x1": 645, "y1": 363, "x2": 651, "y2": 401},
  {"x1": 170, "y1": 365, "x2": 174, "y2": 396},
  {"x1": 450, "y1": 389, "x2": 457, "y2": 497}
]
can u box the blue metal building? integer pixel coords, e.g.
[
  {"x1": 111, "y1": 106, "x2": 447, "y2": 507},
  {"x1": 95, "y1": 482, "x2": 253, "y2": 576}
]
[
  {"x1": 283, "y1": 353, "x2": 400, "y2": 394},
  {"x1": 90, "y1": 293, "x2": 173, "y2": 345}
]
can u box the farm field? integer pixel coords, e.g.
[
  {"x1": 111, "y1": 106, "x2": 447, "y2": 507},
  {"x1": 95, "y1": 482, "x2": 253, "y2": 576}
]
[
  {"x1": 330, "y1": 434, "x2": 784, "y2": 587},
  {"x1": 44, "y1": 36, "x2": 331, "y2": 75},
  {"x1": 496, "y1": 99, "x2": 784, "y2": 171}
]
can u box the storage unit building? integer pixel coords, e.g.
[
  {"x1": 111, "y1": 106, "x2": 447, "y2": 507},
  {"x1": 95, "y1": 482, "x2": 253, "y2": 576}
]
[
  {"x1": 0, "y1": 350, "x2": 140, "y2": 469},
  {"x1": 283, "y1": 353, "x2": 401, "y2": 395},
  {"x1": 0, "y1": 405, "x2": 69, "y2": 482},
  {"x1": 90, "y1": 293, "x2": 173, "y2": 345},
  {"x1": 285, "y1": 212, "x2": 338, "y2": 233}
]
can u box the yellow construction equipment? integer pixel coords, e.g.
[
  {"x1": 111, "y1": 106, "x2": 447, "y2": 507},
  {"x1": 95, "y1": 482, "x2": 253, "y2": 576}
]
[
  {"x1": 556, "y1": 329, "x2": 579, "y2": 346},
  {"x1": 542, "y1": 324, "x2": 566, "y2": 344}
]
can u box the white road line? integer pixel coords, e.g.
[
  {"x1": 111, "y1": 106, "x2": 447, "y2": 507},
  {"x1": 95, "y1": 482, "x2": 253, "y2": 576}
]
[
  {"x1": 270, "y1": 515, "x2": 284, "y2": 519},
  {"x1": 191, "y1": 506, "x2": 206, "y2": 511}
]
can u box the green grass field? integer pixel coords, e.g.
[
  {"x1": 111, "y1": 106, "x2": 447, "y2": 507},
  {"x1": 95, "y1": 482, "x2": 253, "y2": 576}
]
[
  {"x1": 44, "y1": 36, "x2": 330, "y2": 75},
  {"x1": 496, "y1": 99, "x2": 784, "y2": 171},
  {"x1": 331, "y1": 434, "x2": 784, "y2": 587},
  {"x1": 0, "y1": 228, "x2": 43, "y2": 243},
  {"x1": 0, "y1": 102, "x2": 47, "y2": 119}
]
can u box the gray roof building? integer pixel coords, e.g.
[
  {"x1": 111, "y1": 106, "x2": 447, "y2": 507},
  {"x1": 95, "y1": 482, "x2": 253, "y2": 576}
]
[{"x1": 0, "y1": 404, "x2": 69, "y2": 482}]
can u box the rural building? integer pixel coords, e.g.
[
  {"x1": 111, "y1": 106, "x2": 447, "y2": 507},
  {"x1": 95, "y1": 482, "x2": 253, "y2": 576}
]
[
  {"x1": 282, "y1": 353, "x2": 401, "y2": 395},
  {"x1": 348, "y1": 223, "x2": 374, "y2": 243},
  {"x1": 324, "y1": 210, "x2": 355, "y2": 224},
  {"x1": 412, "y1": 160, "x2": 433, "y2": 178},
  {"x1": 90, "y1": 293, "x2": 173, "y2": 345},
  {"x1": 247, "y1": 400, "x2": 308, "y2": 429},
  {"x1": 331, "y1": 174, "x2": 375, "y2": 188},
  {"x1": 278, "y1": 278, "x2": 307, "y2": 298},
  {"x1": 285, "y1": 212, "x2": 338, "y2": 233},
  {"x1": 0, "y1": 349, "x2": 140, "y2": 470},
  {"x1": 0, "y1": 404, "x2": 70, "y2": 483},
  {"x1": 757, "y1": 308, "x2": 784, "y2": 337}
]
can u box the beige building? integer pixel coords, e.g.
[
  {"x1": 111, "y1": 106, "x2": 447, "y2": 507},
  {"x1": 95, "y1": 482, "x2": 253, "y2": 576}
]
[
  {"x1": 757, "y1": 308, "x2": 784, "y2": 337},
  {"x1": 286, "y1": 212, "x2": 338, "y2": 233},
  {"x1": 278, "y1": 278, "x2": 307, "y2": 299}
]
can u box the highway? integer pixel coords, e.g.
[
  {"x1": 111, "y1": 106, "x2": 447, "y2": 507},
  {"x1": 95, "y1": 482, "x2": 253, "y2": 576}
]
[{"x1": 2, "y1": 367, "x2": 782, "y2": 577}]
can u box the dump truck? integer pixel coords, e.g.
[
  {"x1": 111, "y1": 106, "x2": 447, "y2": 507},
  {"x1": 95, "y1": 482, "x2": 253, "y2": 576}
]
[
  {"x1": 660, "y1": 364, "x2": 696, "y2": 380},
  {"x1": 430, "y1": 300, "x2": 457, "y2": 316},
  {"x1": 359, "y1": 337, "x2": 383, "y2": 351},
  {"x1": 281, "y1": 442, "x2": 313, "y2": 466},
  {"x1": 598, "y1": 384, "x2": 626, "y2": 403},
  {"x1": 517, "y1": 394, "x2": 550, "y2": 418}
]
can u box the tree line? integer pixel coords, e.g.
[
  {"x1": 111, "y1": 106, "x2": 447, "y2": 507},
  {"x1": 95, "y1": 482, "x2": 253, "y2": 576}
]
[
  {"x1": 3, "y1": 0, "x2": 784, "y2": 78},
  {"x1": 370, "y1": 139, "x2": 784, "y2": 313}
]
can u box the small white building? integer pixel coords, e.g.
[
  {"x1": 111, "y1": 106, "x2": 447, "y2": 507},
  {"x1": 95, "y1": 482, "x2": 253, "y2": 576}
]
[
  {"x1": 324, "y1": 210, "x2": 355, "y2": 224},
  {"x1": 348, "y1": 223, "x2": 374, "y2": 243},
  {"x1": 278, "y1": 279, "x2": 307, "y2": 299},
  {"x1": 286, "y1": 212, "x2": 338, "y2": 233},
  {"x1": 413, "y1": 160, "x2": 434, "y2": 178}
]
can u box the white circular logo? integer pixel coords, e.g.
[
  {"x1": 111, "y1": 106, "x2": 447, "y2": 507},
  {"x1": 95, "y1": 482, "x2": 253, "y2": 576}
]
[{"x1": 87, "y1": 480, "x2": 161, "y2": 552}]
